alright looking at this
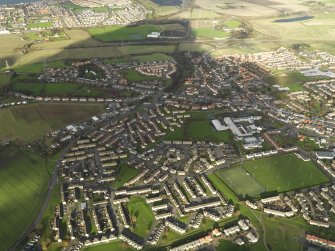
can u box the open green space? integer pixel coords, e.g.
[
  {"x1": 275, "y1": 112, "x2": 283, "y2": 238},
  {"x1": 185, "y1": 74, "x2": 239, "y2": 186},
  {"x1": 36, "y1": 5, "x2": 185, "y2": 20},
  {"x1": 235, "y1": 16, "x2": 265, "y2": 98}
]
[
  {"x1": 224, "y1": 20, "x2": 241, "y2": 29},
  {"x1": 27, "y1": 21, "x2": 53, "y2": 30},
  {"x1": 266, "y1": 71, "x2": 311, "y2": 92},
  {"x1": 114, "y1": 163, "x2": 140, "y2": 188},
  {"x1": 13, "y1": 61, "x2": 65, "y2": 74},
  {"x1": 11, "y1": 81, "x2": 104, "y2": 97},
  {"x1": 127, "y1": 197, "x2": 155, "y2": 237},
  {"x1": 223, "y1": 153, "x2": 329, "y2": 197},
  {"x1": 122, "y1": 69, "x2": 159, "y2": 82},
  {"x1": 88, "y1": 24, "x2": 160, "y2": 42},
  {"x1": 0, "y1": 146, "x2": 50, "y2": 251},
  {"x1": 0, "y1": 73, "x2": 12, "y2": 88},
  {"x1": 0, "y1": 103, "x2": 104, "y2": 143},
  {"x1": 218, "y1": 166, "x2": 265, "y2": 197},
  {"x1": 83, "y1": 240, "x2": 133, "y2": 251},
  {"x1": 192, "y1": 28, "x2": 229, "y2": 39},
  {"x1": 163, "y1": 117, "x2": 233, "y2": 143}
]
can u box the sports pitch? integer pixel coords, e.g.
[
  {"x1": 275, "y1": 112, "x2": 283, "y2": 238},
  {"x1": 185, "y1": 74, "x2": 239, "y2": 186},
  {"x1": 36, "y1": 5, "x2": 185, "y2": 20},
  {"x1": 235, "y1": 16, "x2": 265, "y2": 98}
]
[{"x1": 217, "y1": 153, "x2": 329, "y2": 197}]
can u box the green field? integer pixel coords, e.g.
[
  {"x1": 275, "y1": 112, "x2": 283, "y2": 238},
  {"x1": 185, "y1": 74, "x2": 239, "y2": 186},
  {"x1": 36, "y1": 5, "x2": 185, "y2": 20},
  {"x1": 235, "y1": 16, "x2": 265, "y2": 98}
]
[
  {"x1": 13, "y1": 61, "x2": 65, "y2": 74},
  {"x1": 219, "y1": 153, "x2": 329, "y2": 197},
  {"x1": 127, "y1": 197, "x2": 155, "y2": 237},
  {"x1": 11, "y1": 81, "x2": 104, "y2": 97},
  {"x1": 164, "y1": 118, "x2": 233, "y2": 143},
  {"x1": 218, "y1": 166, "x2": 265, "y2": 197},
  {"x1": 0, "y1": 73, "x2": 11, "y2": 88},
  {"x1": 122, "y1": 69, "x2": 158, "y2": 82},
  {"x1": 0, "y1": 147, "x2": 50, "y2": 251},
  {"x1": 114, "y1": 164, "x2": 140, "y2": 188},
  {"x1": 0, "y1": 103, "x2": 104, "y2": 142},
  {"x1": 265, "y1": 71, "x2": 312, "y2": 91},
  {"x1": 192, "y1": 28, "x2": 229, "y2": 39},
  {"x1": 83, "y1": 240, "x2": 133, "y2": 251},
  {"x1": 88, "y1": 24, "x2": 160, "y2": 42},
  {"x1": 27, "y1": 21, "x2": 53, "y2": 30}
]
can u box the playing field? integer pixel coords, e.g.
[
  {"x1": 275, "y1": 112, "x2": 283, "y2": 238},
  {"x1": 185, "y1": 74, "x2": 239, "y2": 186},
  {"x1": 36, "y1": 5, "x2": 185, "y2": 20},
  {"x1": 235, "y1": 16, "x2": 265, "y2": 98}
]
[
  {"x1": 127, "y1": 197, "x2": 155, "y2": 237},
  {"x1": 0, "y1": 147, "x2": 50, "y2": 251},
  {"x1": 219, "y1": 153, "x2": 329, "y2": 197},
  {"x1": 218, "y1": 166, "x2": 265, "y2": 197},
  {"x1": 0, "y1": 103, "x2": 104, "y2": 143}
]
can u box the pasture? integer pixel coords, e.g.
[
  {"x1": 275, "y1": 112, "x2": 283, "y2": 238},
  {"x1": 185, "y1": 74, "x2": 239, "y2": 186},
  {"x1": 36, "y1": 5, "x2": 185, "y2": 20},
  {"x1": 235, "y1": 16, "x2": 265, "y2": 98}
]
[
  {"x1": 0, "y1": 147, "x2": 49, "y2": 251},
  {"x1": 127, "y1": 197, "x2": 155, "y2": 237},
  {"x1": 231, "y1": 153, "x2": 329, "y2": 195},
  {"x1": 192, "y1": 28, "x2": 229, "y2": 39},
  {"x1": 0, "y1": 103, "x2": 104, "y2": 143}
]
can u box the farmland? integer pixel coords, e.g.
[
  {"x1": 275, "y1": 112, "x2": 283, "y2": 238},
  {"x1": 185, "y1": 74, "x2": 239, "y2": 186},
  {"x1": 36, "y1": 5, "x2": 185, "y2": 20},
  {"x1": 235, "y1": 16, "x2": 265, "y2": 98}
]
[
  {"x1": 0, "y1": 103, "x2": 104, "y2": 143},
  {"x1": 0, "y1": 147, "x2": 50, "y2": 251},
  {"x1": 192, "y1": 28, "x2": 229, "y2": 39}
]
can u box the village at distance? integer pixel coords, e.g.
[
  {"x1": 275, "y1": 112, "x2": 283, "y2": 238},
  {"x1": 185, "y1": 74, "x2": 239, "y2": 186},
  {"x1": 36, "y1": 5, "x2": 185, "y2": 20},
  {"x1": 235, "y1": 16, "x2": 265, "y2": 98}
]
[{"x1": 1, "y1": 0, "x2": 335, "y2": 251}]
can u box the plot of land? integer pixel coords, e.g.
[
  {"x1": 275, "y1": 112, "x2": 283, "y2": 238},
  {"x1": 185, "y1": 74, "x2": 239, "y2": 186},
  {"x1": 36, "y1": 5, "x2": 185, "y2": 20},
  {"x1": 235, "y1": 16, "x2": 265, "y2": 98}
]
[
  {"x1": 265, "y1": 71, "x2": 313, "y2": 92},
  {"x1": 0, "y1": 103, "x2": 104, "y2": 142},
  {"x1": 127, "y1": 197, "x2": 155, "y2": 237},
  {"x1": 0, "y1": 147, "x2": 50, "y2": 251},
  {"x1": 218, "y1": 166, "x2": 265, "y2": 197},
  {"x1": 114, "y1": 164, "x2": 140, "y2": 188},
  {"x1": 242, "y1": 154, "x2": 329, "y2": 192},
  {"x1": 192, "y1": 28, "x2": 229, "y2": 39},
  {"x1": 88, "y1": 24, "x2": 160, "y2": 42}
]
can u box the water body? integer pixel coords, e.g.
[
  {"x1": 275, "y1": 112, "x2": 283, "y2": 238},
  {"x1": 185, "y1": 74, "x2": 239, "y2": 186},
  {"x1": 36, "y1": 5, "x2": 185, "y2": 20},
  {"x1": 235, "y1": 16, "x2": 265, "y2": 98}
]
[
  {"x1": 151, "y1": 0, "x2": 182, "y2": 6},
  {"x1": 0, "y1": 0, "x2": 38, "y2": 5},
  {"x1": 274, "y1": 15, "x2": 314, "y2": 23}
]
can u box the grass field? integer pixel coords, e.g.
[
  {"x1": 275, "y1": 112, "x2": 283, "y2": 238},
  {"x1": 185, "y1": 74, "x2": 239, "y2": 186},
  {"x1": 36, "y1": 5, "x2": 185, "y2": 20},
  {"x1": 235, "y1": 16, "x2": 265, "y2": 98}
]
[
  {"x1": 0, "y1": 146, "x2": 50, "y2": 251},
  {"x1": 0, "y1": 73, "x2": 11, "y2": 88},
  {"x1": 114, "y1": 163, "x2": 140, "y2": 188},
  {"x1": 26, "y1": 21, "x2": 53, "y2": 30},
  {"x1": 13, "y1": 60, "x2": 65, "y2": 74},
  {"x1": 222, "y1": 153, "x2": 329, "y2": 197},
  {"x1": 88, "y1": 24, "x2": 160, "y2": 42},
  {"x1": 192, "y1": 28, "x2": 229, "y2": 39},
  {"x1": 11, "y1": 81, "x2": 104, "y2": 97},
  {"x1": 265, "y1": 71, "x2": 312, "y2": 91},
  {"x1": 122, "y1": 69, "x2": 159, "y2": 82},
  {"x1": 0, "y1": 103, "x2": 104, "y2": 142},
  {"x1": 218, "y1": 166, "x2": 265, "y2": 197},
  {"x1": 83, "y1": 240, "x2": 133, "y2": 251},
  {"x1": 163, "y1": 119, "x2": 233, "y2": 143},
  {"x1": 127, "y1": 197, "x2": 155, "y2": 237}
]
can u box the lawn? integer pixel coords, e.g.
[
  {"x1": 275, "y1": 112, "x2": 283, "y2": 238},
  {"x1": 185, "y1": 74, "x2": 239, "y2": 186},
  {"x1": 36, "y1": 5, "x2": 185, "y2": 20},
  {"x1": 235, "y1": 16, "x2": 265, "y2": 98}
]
[
  {"x1": 88, "y1": 24, "x2": 160, "y2": 42},
  {"x1": 0, "y1": 103, "x2": 104, "y2": 143},
  {"x1": 236, "y1": 153, "x2": 329, "y2": 194},
  {"x1": 133, "y1": 53, "x2": 173, "y2": 63},
  {"x1": 217, "y1": 166, "x2": 265, "y2": 197},
  {"x1": 83, "y1": 240, "x2": 133, "y2": 251},
  {"x1": 114, "y1": 163, "x2": 140, "y2": 188},
  {"x1": 127, "y1": 197, "x2": 155, "y2": 237},
  {"x1": 192, "y1": 28, "x2": 229, "y2": 39},
  {"x1": 0, "y1": 147, "x2": 50, "y2": 251}
]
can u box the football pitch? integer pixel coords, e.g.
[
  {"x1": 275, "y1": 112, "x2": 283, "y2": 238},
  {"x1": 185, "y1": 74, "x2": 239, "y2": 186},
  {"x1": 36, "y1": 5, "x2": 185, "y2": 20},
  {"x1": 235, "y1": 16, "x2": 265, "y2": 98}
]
[{"x1": 217, "y1": 153, "x2": 329, "y2": 197}]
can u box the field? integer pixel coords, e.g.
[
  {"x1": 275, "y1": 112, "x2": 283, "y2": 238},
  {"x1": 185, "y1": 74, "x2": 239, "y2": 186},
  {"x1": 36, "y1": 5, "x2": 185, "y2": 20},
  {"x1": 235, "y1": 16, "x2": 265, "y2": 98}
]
[
  {"x1": 13, "y1": 60, "x2": 65, "y2": 74},
  {"x1": 26, "y1": 21, "x2": 53, "y2": 30},
  {"x1": 0, "y1": 147, "x2": 50, "y2": 251},
  {"x1": 114, "y1": 163, "x2": 140, "y2": 188},
  {"x1": 127, "y1": 197, "x2": 155, "y2": 237},
  {"x1": 265, "y1": 71, "x2": 313, "y2": 91},
  {"x1": 11, "y1": 81, "x2": 104, "y2": 97},
  {"x1": 83, "y1": 240, "x2": 133, "y2": 251},
  {"x1": 164, "y1": 119, "x2": 233, "y2": 143},
  {"x1": 88, "y1": 25, "x2": 160, "y2": 42},
  {"x1": 218, "y1": 153, "x2": 329, "y2": 197},
  {"x1": 122, "y1": 69, "x2": 159, "y2": 82},
  {"x1": 192, "y1": 28, "x2": 229, "y2": 39},
  {"x1": 218, "y1": 166, "x2": 265, "y2": 197},
  {"x1": 0, "y1": 103, "x2": 104, "y2": 143},
  {"x1": 0, "y1": 73, "x2": 11, "y2": 88}
]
